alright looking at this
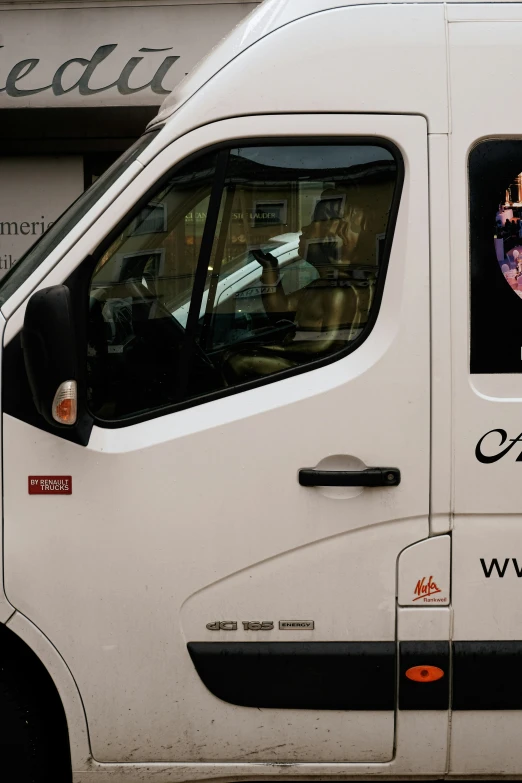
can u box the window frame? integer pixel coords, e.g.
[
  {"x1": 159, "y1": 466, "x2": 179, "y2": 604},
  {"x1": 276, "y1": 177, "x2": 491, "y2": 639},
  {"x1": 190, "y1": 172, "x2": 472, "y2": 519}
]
[{"x1": 79, "y1": 136, "x2": 404, "y2": 428}]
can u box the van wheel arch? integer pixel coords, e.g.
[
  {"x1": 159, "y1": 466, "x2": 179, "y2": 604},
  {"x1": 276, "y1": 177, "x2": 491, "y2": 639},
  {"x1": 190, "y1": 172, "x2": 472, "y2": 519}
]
[{"x1": 0, "y1": 621, "x2": 73, "y2": 782}]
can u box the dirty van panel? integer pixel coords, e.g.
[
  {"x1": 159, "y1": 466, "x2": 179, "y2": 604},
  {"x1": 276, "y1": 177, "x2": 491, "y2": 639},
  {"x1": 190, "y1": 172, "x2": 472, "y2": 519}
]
[
  {"x1": 85, "y1": 143, "x2": 398, "y2": 422},
  {"x1": 450, "y1": 7, "x2": 522, "y2": 776},
  {"x1": 2, "y1": 112, "x2": 431, "y2": 766}
]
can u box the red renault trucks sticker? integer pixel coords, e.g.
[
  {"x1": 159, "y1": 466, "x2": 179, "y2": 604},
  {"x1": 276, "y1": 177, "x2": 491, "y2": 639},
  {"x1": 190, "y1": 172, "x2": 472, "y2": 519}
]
[{"x1": 28, "y1": 476, "x2": 72, "y2": 495}]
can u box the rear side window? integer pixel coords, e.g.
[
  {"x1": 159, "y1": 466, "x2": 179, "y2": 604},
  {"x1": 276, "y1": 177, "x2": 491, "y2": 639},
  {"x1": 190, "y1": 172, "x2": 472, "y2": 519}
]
[
  {"x1": 470, "y1": 139, "x2": 522, "y2": 372},
  {"x1": 86, "y1": 141, "x2": 402, "y2": 424}
]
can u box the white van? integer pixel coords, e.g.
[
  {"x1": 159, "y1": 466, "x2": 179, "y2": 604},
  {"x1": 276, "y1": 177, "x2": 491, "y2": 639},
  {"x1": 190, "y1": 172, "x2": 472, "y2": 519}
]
[{"x1": 3, "y1": 0, "x2": 522, "y2": 779}]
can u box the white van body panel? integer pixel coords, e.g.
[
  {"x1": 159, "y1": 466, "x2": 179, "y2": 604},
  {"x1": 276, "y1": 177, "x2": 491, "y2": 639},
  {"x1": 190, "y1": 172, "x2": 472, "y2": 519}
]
[
  {"x1": 450, "y1": 4, "x2": 522, "y2": 507},
  {"x1": 153, "y1": 0, "x2": 449, "y2": 130},
  {"x1": 141, "y1": 2, "x2": 448, "y2": 167},
  {"x1": 398, "y1": 606, "x2": 451, "y2": 641},
  {"x1": 153, "y1": 0, "x2": 404, "y2": 125},
  {"x1": 2, "y1": 113, "x2": 430, "y2": 769},
  {"x1": 448, "y1": 4, "x2": 522, "y2": 774}
]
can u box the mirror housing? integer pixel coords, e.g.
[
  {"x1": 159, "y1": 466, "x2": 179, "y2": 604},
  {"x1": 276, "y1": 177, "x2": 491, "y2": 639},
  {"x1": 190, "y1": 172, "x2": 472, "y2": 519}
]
[{"x1": 22, "y1": 285, "x2": 78, "y2": 427}]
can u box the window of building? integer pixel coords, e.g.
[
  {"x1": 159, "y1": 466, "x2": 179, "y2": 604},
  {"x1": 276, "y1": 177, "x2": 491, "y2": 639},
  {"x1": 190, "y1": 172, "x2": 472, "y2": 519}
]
[
  {"x1": 87, "y1": 141, "x2": 401, "y2": 423},
  {"x1": 470, "y1": 140, "x2": 522, "y2": 372}
]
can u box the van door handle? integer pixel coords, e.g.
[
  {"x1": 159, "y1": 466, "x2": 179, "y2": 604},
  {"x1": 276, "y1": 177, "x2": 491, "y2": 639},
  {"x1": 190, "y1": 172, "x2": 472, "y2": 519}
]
[{"x1": 298, "y1": 467, "x2": 401, "y2": 487}]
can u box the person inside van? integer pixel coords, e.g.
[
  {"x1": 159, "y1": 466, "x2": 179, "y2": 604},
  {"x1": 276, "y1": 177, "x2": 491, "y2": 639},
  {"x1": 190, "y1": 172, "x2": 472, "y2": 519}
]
[{"x1": 223, "y1": 189, "x2": 378, "y2": 380}]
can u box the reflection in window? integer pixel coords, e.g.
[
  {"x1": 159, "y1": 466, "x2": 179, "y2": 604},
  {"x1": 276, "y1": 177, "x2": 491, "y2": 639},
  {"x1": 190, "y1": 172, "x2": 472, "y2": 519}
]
[
  {"x1": 87, "y1": 152, "x2": 217, "y2": 419},
  {"x1": 132, "y1": 202, "x2": 167, "y2": 235},
  {"x1": 199, "y1": 145, "x2": 398, "y2": 387},
  {"x1": 495, "y1": 173, "x2": 522, "y2": 299},
  {"x1": 87, "y1": 144, "x2": 400, "y2": 422}
]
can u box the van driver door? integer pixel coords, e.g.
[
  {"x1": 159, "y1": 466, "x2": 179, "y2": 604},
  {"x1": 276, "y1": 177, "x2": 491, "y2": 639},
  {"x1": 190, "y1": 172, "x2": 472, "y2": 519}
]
[{"x1": 2, "y1": 114, "x2": 435, "y2": 769}]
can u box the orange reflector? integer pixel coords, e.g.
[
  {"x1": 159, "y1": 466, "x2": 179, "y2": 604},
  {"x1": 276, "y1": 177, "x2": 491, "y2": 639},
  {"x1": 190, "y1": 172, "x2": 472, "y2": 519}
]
[
  {"x1": 52, "y1": 380, "x2": 77, "y2": 425},
  {"x1": 405, "y1": 665, "x2": 444, "y2": 683}
]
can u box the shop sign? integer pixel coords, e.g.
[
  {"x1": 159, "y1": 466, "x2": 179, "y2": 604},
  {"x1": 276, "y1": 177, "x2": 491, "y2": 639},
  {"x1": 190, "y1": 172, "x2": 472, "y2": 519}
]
[
  {"x1": 0, "y1": 45, "x2": 178, "y2": 99},
  {"x1": 0, "y1": 3, "x2": 256, "y2": 108}
]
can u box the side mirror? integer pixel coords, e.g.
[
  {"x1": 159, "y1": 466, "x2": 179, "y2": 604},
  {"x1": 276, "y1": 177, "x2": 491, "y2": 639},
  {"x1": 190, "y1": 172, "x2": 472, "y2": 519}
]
[{"x1": 22, "y1": 285, "x2": 78, "y2": 427}]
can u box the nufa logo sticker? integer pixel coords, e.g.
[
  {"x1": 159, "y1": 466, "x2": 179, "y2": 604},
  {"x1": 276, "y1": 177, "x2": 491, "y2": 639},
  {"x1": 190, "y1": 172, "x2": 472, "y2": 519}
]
[{"x1": 413, "y1": 575, "x2": 448, "y2": 603}]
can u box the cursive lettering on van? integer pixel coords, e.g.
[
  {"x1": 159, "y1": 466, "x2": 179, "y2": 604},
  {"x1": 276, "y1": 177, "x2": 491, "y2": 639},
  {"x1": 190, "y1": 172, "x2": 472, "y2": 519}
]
[
  {"x1": 475, "y1": 429, "x2": 522, "y2": 464},
  {"x1": 481, "y1": 558, "x2": 522, "y2": 577},
  {"x1": 413, "y1": 575, "x2": 445, "y2": 602},
  {"x1": 0, "y1": 45, "x2": 179, "y2": 98}
]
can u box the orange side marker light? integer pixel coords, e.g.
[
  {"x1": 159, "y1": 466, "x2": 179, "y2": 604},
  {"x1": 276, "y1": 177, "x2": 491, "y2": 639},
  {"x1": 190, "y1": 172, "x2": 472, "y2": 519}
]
[
  {"x1": 52, "y1": 380, "x2": 77, "y2": 425},
  {"x1": 405, "y1": 665, "x2": 444, "y2": 683}
]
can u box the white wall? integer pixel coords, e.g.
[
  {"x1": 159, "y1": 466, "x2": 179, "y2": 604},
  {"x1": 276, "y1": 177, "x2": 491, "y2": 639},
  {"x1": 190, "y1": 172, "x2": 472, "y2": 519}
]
[{"x1": 0, "y1": 157, "x2": 84, "y2": 278}]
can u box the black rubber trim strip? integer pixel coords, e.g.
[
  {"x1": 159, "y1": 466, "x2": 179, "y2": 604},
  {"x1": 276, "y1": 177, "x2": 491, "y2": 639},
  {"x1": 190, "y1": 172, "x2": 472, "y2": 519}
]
[
  {"x1": 453, "y1": 641, "x2": 522, "y2": 710},
  {"x1": 399, "y1": 641, "x2": 449, "y2": 710},
  {"x1": 187, "y1": 641, "x2": 395, "y2": 710}
]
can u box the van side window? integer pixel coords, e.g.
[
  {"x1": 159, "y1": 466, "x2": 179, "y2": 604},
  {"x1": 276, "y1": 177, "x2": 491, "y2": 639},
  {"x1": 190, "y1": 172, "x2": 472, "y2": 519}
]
[
  {"x1": 87, "y1": 143, "x2": 401, "y2": 423},
  {"x1": 470, "y1": 139, "x2": 522, "y2": 372}
]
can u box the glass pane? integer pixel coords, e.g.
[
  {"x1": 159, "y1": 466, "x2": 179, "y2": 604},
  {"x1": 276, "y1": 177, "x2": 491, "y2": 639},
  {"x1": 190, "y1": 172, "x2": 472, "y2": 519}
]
[
  {"x1": 87, "y1": 143, "x2": 400, "y2": 424},
  {"x1": 87, "y1": 152, "x2": 218, "y2": 420},
  {"x1": 190, "y1": 144, "x2": 397, "y2": 394}
]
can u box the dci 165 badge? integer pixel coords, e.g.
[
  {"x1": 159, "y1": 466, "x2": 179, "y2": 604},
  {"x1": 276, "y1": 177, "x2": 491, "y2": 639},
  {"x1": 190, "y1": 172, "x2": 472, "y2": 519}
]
[{"x1": 206, "y1": 620, "x2": 315, "y2": 631}]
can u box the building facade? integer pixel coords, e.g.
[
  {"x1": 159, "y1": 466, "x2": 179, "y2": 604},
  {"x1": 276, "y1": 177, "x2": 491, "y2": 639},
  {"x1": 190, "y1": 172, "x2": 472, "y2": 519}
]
[{"x1": 0, "y1": 0, "x2": 258, "y2": 277}]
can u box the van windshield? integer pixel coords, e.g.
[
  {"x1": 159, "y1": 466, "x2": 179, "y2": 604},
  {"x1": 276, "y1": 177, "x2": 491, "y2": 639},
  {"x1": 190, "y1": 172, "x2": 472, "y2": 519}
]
[{"x1": 0, "y1": 130, "x2": 160, "y2": 308}]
